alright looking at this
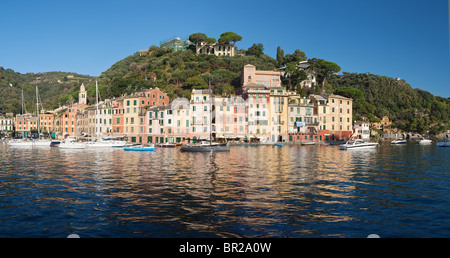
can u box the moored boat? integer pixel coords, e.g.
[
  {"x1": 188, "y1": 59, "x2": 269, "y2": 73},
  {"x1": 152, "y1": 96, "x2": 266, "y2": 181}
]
[
  {"x1": 436, "y1": 138, "x2": 450, "y2": 147},
  {"x1": 124, "y1": 144, "x2": 156, "y2": 151},
  {"x1": 339, "y1": 139, "x2": 378, "y2": 150},
  {"x1": 180, "y1": 142, "x2": 230, "y2": 152},
  {"x1": 417, "y1": 138, "x2": 432, "y2": 145},
  {"x1": 391, "y1": 139, "x2": 407, "y2": 144},
  {"x1": 58, "y1": 138, "x2": 86, "y2": 149},
  {"x1": 301, "y1": 141, "x2": 316, "y2": 146}
]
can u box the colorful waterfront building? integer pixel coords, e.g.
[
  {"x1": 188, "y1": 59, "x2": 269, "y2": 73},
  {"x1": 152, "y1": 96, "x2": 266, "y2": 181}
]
[
  {"x1": 268, "y1": 86, "x2": 290, "y2": 142},
  {"x1": 287, "y1": 97, "x2": 320, "y2": 143},
  {"x1": 241, "y1": 83, "x2": 271, "y2": 142},
  {"x1": 39, "y1": 111, "x2": 55, "y2": 135},
  {"x1": 111, "y1": 97, "x2": 125, "y2": 136},
  {"x1": 171, "y1": 98, "x2": 191, "y2": 144},
  {"x1": 310, "y1": 94, "x2": 353, "y2": 141},
  {"x1": 190, "y1": 89, "x2": 213, "y2": 142},
  {"x1": 0, "y1": 114, "x2": 14, "y2": 137},
  {"x1": 214, "y1": 95, "x2": 247, "y2": 141}
]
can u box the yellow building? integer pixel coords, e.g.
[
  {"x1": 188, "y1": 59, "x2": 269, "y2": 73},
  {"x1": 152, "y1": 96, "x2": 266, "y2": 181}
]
[
  {"x1": 123, "y1": 96, "x2": 140, "y2": 138},
  {"x1": 269, "y1": 86, "x2": 289, "y2": 142},
  {"x1": 310, "y1": 94, "x2": 353, "y2": 141}
]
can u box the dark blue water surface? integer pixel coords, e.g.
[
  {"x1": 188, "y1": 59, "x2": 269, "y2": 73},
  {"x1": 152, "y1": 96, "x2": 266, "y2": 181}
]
[{"x1": 0, "y1": 142, "x2": 449, "y2": 238}]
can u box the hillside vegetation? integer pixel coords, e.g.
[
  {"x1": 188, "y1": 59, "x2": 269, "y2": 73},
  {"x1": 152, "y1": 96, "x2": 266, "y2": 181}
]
[
  {"x1": 0, "y1": 66, "x2": 94, "y2": 114},
  {"x1": 1, "y1": 39, "x2": 449, "y2": 135},
  {"x1": 328, "y1": 72, "x2": 450, "y2": 134},
  {"x1": 96, "y1": 46, "x2": 277, "y2": 101}
]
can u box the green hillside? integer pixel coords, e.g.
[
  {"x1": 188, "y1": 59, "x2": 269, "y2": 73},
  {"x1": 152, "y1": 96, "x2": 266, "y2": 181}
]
[
  {"x1": 1, "y1": 40, "x2": 449, "y2": 135},
  {"x1": 0, "y1": 67, "x2": 94, "y2": 115},
  {"x1": 96, "y1": 45, "x2": 277, "y2": 101},
  {"x1": 328, "y1": 72, "x2": 450, "y2": 134}
]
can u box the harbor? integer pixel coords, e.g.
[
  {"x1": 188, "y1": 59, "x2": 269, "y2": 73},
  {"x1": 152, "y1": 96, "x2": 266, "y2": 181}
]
[{"x1": 0, "y1": 141, "x2": 449, "y2": 238}]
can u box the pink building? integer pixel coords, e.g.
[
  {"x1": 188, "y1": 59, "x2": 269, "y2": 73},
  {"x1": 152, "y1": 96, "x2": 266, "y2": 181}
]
[{"x1": 240, "y1": 64, "x2": 281, "y2": 89}]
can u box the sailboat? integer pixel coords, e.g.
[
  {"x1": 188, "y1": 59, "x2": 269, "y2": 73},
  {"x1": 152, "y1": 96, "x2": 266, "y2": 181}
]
[
  {"x1": 180, "y1": 81, "x2": 230, "y2": 152},
  {"x1": 33, "y1": 85, "x2": 52, "y2": 146},
  {"x1": 85, "y1": 81, "x2": 127, "y2": 148},
  {"x1": 8, "y1": 86, "x2": 51, "y2": 147}
]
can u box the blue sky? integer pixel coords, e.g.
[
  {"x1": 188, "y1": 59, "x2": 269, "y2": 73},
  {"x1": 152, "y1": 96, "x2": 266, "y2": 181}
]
[{"x1": 1, "y1": 0, "x2": 449, "y2": 97}]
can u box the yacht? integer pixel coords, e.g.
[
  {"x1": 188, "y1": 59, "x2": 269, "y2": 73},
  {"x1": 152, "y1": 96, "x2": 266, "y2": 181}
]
[
  {"x1": 58, "y1": 138, "x2": 86, "y2": 149},
  {"x1": 339, "y1": 139, "x2": 378, "y2": 150},
  {"x1": 417, "y1": 138, "x2": 432, "y2": 145}
]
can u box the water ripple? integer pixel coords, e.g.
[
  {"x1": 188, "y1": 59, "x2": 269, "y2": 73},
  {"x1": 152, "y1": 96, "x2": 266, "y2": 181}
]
[{"x1": 0, "y1": 143, "x2": 449, "y2": 237}]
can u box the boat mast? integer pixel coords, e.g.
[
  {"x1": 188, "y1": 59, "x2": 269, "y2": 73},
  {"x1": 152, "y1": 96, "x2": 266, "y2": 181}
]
[
  {"x1": 96, "y1": 80, "x2": 100, "y2": 140},
  {"x1": 36, "y1": 85, "x2": 40, "y2": 138},
  {"x1": 209, "y1": 79, "x2": 212, "y2": 145}
]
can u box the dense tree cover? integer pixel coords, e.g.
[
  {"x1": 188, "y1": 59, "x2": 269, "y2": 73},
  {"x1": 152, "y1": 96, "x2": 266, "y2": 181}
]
[
  {"x1": 0, "y1": 67, "x2": 93, "y2": 115},
  {"x1": 2, "y1": 35, "x2": 448, "y2": 136},
  {"x1": 328, "y1": 72, "x2": 450, "y2": 134},
  {"x1": 98, "y1": 45, "x2": 277, "y2": 101}
]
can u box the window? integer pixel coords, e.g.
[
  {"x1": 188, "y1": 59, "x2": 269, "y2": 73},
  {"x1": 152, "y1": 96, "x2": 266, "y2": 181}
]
[{"x1": 127, "y1": 100, "x2": 130, "y2": 106}]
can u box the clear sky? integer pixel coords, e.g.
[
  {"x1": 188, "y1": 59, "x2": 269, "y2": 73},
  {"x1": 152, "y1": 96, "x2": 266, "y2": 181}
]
[{"x1": 1, "y1": 0, "x2": 449, "y2": 97}]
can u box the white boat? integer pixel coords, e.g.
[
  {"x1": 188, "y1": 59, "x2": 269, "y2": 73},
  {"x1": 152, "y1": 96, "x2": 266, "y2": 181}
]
[
  {"x1": 85, "y1": 81, "x2": 128, "y2": 148},
  {"x1": 33, "y1": 139, "x2": 52, "y2": 147},
  {"x1": 417, "y1": 138, "x2": 432, "y2": 145},
  {"x1": 85, "y1": 138, "x2": 127, "y2": 148},
  {"x1": 58, "y1": 138, "x2": 86, "y2": 149},
  {"x1": 7, "y1": 138, "x2": 35, "y2": 147},
  {"x1": 124, "y1": 144, "x2": 156, "y2": 152},
  {"x1": 391, "y1": 139, "x2": 407, "y2": 144},
  {"x1": 339, "y1": 139, "x2": 378, "y2": 150}
]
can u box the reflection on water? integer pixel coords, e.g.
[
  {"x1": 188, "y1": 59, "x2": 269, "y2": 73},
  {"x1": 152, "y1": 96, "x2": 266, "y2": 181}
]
[{"x1": 0, "y1": 143, "x2": 449, "y2": 237}]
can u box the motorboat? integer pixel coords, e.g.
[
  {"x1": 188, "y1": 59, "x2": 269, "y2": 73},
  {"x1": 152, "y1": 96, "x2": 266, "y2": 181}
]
[
  {"x1": 124, "y1": 144, "x2": 156, "y2": 152},
  {"x1": 85, "y1": 138, "x2": 127, "y2": 148},
  {"x1": 417, "y1": 138, "x2": 432, "y2": 145},
  {"x1": 301, "y1": 141, "x2": 316, "y2": 146},
  {"x1": 180, "y1": 142, "x2": 230, "y2": 152},
  {"x1": 58, "y1": 138, "x2": 86, "y2": 149},
  {"x1": 273, "y1": 143, "x2": 283, "y2": 147},
  {"x1": 50, "y1": 140, "x2": 61, "y2": 147},
  {"x1": 339, "y1": 139, "x2": 378, "y2": 150},
  {"x1": 391, "y1": 139, "x2": 407, "y2": 144}
]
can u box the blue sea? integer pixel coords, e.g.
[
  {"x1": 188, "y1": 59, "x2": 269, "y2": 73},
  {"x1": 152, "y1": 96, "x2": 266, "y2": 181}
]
[{"x1": 0, "y1": 142, "x2": 449, "y2": 238}]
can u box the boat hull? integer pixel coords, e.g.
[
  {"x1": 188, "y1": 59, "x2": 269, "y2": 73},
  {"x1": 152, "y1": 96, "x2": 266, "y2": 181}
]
[
  {"x1": 391, "y1": 140, "x2": 407, "y2": 144},
  {"x1": 437, "y1": 141, "x2": 450, "y2": 147},
  {"x1": 180, "y1": 144, "x2": 230, "y2": 152},
  {"x1": 339, "y1": 142, "x2": 378, "y2": 150},
  {"x1": 58, "y1": 144, "x2": 86, "y2": 149},
  {"x1": 124, "y1": 147, "x2": 156, "y2": 152}
]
